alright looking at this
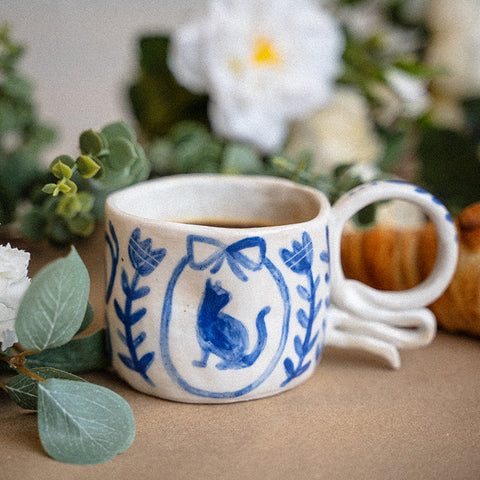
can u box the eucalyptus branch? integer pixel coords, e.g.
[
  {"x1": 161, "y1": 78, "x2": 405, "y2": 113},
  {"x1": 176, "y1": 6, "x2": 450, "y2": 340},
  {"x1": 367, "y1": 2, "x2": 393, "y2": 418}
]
[
  {"x1": 0, "y1": 350, "x2": 45, "y2": 382},
  {"x1": 21, "y1": 121, "x2": 150, "y2": 246},
  {"x1": 2, "y1": 247, "x2": 135, "y2": 464}
]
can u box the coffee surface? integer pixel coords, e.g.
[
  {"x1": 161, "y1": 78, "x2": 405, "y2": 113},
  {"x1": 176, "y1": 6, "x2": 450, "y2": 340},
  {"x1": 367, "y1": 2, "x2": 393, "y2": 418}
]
[{"x1": 176, "y1": 218, "x2": 278, "y2": 228}]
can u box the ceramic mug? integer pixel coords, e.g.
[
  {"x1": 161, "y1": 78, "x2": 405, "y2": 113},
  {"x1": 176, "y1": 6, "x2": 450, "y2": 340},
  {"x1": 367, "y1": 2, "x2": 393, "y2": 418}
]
[{"x1": 105, "y1": 174, "x2": 458, "y2": 403}]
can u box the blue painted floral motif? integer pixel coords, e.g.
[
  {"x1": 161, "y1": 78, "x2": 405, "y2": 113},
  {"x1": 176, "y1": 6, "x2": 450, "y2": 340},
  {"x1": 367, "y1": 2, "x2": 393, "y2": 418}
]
[
  {"x1": 128, "y1": 228, "x2": 166, "y2": 275},
  {"x1": 280, "y1": 231, "x2": 327, "y2": 387},
  {"x1": 114, "y1": 228, "x2": 166, "y2": 386}
]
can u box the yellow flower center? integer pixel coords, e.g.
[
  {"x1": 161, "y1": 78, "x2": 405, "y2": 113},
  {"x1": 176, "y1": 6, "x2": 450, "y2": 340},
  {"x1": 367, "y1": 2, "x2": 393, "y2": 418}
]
[{"x1": 252, "y1": 37, "x2": 281, "y2": 66}]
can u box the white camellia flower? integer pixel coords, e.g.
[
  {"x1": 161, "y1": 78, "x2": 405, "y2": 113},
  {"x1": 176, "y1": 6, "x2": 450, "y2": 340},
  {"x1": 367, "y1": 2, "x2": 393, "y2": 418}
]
[
  {"x1": 0, "y1": 243, "x2": 30, "y2": 350},
  {"x1": 168, "y1": 0, "x2": 345, "y2": 153}
]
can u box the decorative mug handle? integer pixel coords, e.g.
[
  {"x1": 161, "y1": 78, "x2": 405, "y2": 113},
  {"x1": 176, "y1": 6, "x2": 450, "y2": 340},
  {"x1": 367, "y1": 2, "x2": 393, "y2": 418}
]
[{"x1": 326, "y1": 181, "x2": 459, "y2": 369}]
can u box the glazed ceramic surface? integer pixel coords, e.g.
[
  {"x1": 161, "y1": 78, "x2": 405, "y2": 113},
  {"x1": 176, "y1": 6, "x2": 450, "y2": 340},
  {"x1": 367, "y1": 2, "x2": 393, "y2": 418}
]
[{"x1": 105, "y1": 175, "x2": 458, "y2": 402}]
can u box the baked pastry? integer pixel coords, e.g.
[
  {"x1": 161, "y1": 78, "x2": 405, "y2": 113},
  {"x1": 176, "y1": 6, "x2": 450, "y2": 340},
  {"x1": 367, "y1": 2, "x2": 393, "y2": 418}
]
[{"x1": 341, "y1": 202, "x2": 480, "y2": 336}]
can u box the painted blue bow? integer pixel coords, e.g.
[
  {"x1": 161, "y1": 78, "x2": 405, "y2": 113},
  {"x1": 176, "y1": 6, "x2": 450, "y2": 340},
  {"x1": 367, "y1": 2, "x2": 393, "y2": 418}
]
[{"x1": 186, "y1": 235, "x2": 267, "y2": 281}]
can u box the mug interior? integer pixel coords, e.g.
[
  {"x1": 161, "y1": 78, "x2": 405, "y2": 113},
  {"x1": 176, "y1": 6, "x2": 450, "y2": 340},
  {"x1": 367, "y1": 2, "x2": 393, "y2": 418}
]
[{"x1": 107, "y1": 175, "x2": 325, "y2": 228}]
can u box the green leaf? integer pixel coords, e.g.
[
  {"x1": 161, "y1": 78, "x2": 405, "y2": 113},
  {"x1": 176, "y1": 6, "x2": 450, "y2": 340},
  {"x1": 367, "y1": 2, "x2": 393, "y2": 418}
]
[
  {"x1": 61, "y1": 179, "x2": 78, "y2": 194},
  {"x1": 76, "y1": 192, "x2": 95, "y2": 213},
  {"x1": 79, "y1": 129, "x2": 104, "y2": 155},
  {"x1": 15, "y1": 247, "x2": 90, "y2": 350},
  {"x1": 222, "y1": 142, "x2": 263, "y2": 174},
  {"x1": 41, "y1": 183, "x2": 58, "y2": 195},
  {"x1": 25, "y1": 329, "x2": 110, "y2": 373},
  {"x1": 101, "y1": 121, "x2": 136, "y2": 143},
  {"x1": 147, "y1": 138, "x2": 175, "y2": 174},
  {"x1": 107, "y1": 137, "x2": 136, "y2": 170},
  {"x1": 91, "y1": 156, "x2": 106, "y2": 180},
  {"x1": 5, "y1": 367, "x2": 86, "y2": 410},
  {"x1": 38, "y1": 378, "x2": 135, "y2": 465},
  {"x1": 56, "y1": 194, "x2": 81, "y2": 219},
  {"x1": 67, "y1": 213, "x2": 95, "y2": 237},
  {"x1": 76, "y1": 155, "x2": 100, "y2": 178},
  {"x1": 50, "y1": 160, "x2": 73, "y2": 180},
  {"x1": 76, "y1": 300, "x2": 94, "y2": 335}
]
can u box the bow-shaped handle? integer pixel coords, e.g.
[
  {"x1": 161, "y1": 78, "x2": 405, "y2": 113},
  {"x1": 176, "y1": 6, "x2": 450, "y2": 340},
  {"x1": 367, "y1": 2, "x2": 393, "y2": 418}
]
[
  {"x1": 325, "y1": 280, "x2": 436, "y2": 369},
  {"x1": 325, "y1": 181, "x2": 458, "y2": 368}
]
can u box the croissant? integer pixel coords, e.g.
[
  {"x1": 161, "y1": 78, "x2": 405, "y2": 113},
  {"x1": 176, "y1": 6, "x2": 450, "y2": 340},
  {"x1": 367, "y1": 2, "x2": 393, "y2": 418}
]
[{"x1": 341, "y1": 202, "x2": 480, "y2": 337}]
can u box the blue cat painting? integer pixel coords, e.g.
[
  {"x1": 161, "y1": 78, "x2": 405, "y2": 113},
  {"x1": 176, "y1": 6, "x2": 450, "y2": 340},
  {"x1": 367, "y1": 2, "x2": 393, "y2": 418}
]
[{"x1": 193, "y1": 278, "x2": 271, "y2": 370}]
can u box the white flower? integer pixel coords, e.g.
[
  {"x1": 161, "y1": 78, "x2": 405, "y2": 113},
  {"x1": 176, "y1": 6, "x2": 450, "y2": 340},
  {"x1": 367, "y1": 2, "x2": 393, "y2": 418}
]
[
  {"x1": 384, "y1": 68, "x2": 431, "y2": 119},
  {"x1": 426, "y1": 0, "x2": 480, "y2": 126},
  {"x1": 0, "y1": 243, "x2": 30, "y2": 350},
  {"x1": 334, "y1": 0, "x2": 423, "y2": 55},
  {"x1": 168, "y1": 0, "x2": 344, "y2": 153},
  {"x1": 286, "y1": 87, "x2": 383, "y2": 174},
  {"x1": 427, "y1": 0, "x2": 480, "y2": 97}
]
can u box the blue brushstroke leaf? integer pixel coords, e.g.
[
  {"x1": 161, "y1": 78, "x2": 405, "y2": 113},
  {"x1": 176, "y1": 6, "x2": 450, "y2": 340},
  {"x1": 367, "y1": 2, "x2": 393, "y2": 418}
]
[
  {"x1": 296, "y1": 309, "x2": 309, "y2": 329},
  {"x1": 297, "y1": 285, "x2": 310, "y2": 301},
  {"x1": 138, "y1": 352, "x2": 155, "y2": 371},
  {"x1": 294, "y1": 335, "x2": 304, "y2": 357},
  {"x1": 320, "y1": 250, "x2": 329, "y2": 263},
  {"x1": 309, "y1": 331, "x2": 319, "y2": 352},
  {"x1": 283, "y1": 357, "x2": 295, "y2": 377},
  {"x1": 131, "y1": 285, "x2": 150, "y2": 300},
  {"x1": 114, "y1": 299, "x2": 125, "y2": 323},
  {"x1": 121, "y1": 269, "x2": 131, "y2": 295},
  {"x1": 133, "y1": 331, "x2": 146, "y2": 348},
  {"x1": 117, "y1": 329, "x2": 127, "y2": 346},
  {"x1": 125, "y1": 307, "x2": 147, "y2": 326}
]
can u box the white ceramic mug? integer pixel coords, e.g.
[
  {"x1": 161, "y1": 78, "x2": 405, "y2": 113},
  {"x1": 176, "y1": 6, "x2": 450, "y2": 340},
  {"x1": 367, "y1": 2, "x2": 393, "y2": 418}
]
[{"x1": 105, "y1": 174, "x2": 458, "y2": 403}]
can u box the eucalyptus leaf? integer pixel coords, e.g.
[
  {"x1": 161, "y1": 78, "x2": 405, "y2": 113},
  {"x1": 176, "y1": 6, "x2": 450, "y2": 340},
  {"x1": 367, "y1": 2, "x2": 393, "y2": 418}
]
[
  {"x1": 107, "y1": 137, "x2": 136, "y2": 170},
  {"x1": 67, "y1": 213, "x2": 95, "y2": 237},
  {"x1": 25, "y1": 329, "x2": 109, "y2": 373},
  {"x1": 15, "y1": 247, "x2": 90, "y2": 350},
  {"x1": 222, "y1": 142, "x2": 263, "y2": 174},
  {"x1": 101, "y1": 121, "x2": 136, "y2": 143},
  {"x1": 147, "y1": 138, "x2": 175, "y2": 174},
  {"x1": 5, "y1": 367, "x2": 86, "y2": 410},
  {"x1": 79, "y1": 129, "x2": 104, "y2": 156},
  {"x1": 75, "y1": 300, "x2": 94, "y2": 336},
  {"x1": 38, "y1": 378, "x2": 135, "y2": 465}
]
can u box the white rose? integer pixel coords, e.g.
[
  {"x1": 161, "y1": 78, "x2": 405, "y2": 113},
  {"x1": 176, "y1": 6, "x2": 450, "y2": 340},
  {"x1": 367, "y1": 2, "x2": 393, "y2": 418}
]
[
  {"x1": 168, "y1": 0, "x2": 345, "y2": 153},
  {"x1": 426, "y1": 0, "x2": 480, "y2": 125},
  {"x1": 286, "y1": 87, "x2": 383, "y2": 174},
  {"x1": 0, "y1": 243, "x2": 30, "y2": 350}
]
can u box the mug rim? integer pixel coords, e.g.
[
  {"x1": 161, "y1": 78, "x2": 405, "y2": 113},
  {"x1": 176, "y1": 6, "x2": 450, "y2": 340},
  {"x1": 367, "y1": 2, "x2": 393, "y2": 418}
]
[{"x1": 105, "y1": 174, "x2": 331, "y2": 232}]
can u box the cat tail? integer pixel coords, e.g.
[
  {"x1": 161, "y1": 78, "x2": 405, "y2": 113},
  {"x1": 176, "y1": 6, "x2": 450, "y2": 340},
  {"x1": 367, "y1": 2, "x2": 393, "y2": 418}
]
[{"x1": 242, "y1": 306, "x2": 271, "y2": 366}]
